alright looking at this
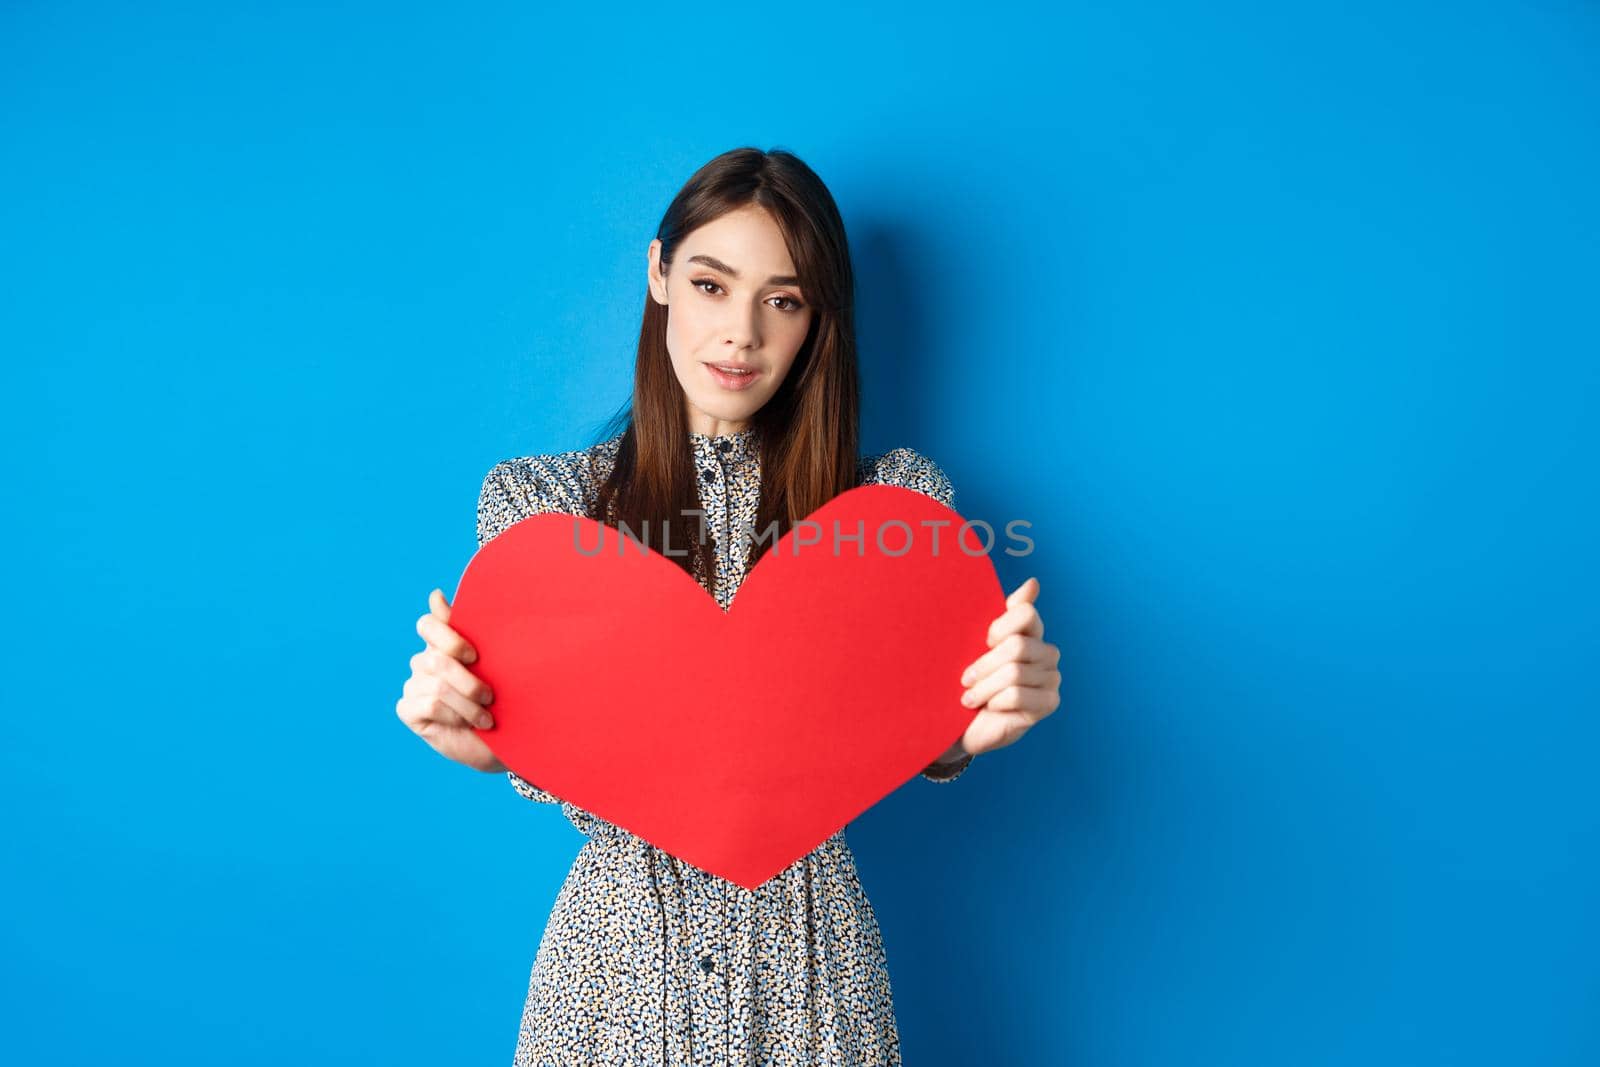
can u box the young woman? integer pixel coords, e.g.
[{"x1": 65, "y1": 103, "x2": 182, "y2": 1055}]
[{"x1": 396, "y1": 147, "x2": 1062, "y2": 1065}]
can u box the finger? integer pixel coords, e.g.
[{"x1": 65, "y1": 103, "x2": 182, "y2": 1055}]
[
  {"x1": 417, "y1": 611, "x2": 477, "y2": 664},
  {"x1": 985, "y1": 599, "x2": 1044, "y2": 647},
  {"x1": 441, "y1": 652, "x2": 494, "y2": 708},
  {"x1": 981, "y1": 680, "x2": 1062, "y2": 719},
  {"x1": 960, "y1": 659, "x2": 1059, "y2": 712},
  {"x1": 413, "y1": 646, "x2": 494, "y2": 707},
  {"x1": 430, "y1": 588, "x2": 451, "y2": 623},
  {"x1": 961, "y1": 635, "x2": 1057, "y2": 687},
  {"x1": 401, "y1": 673, "x2": 495, "y2": 731}
]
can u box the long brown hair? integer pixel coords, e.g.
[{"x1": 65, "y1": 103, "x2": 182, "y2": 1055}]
[{"x1": 585, "y1": 146, "x2": 862, "y2": 594}]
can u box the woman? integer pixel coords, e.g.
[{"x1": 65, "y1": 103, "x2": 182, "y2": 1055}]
[{"x1": 396, "y1": 147, "x2": 1062, "y2": 1065}]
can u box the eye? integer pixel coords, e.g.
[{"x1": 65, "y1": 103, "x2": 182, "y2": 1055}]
[{"x1": 692, "y1": 277, "x2": 805, "y2": 313}]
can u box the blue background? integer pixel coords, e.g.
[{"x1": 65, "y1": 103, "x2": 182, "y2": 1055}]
[{"x1": 4, "y1": 2, "x2": 1596, "y2": 1063}]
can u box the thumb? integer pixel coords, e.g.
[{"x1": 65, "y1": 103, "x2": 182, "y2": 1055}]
[
  {"x1": 1006, "y1": 576, "x2": 1040, "y2": 609},
  {"x1": 430, "y1": 587, "x2": 452, "y2": 622}
]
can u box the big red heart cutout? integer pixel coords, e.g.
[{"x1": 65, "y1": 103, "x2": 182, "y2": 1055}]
[{"x1": 450, "y1": 484, "x2": 1004, "y2": 890}]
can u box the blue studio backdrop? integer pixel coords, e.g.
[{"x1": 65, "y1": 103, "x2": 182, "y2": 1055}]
[{"x1": 3, "y1": 2, "x2": 1596, "y2": 1064}]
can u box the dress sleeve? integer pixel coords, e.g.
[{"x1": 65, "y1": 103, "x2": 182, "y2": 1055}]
[
  {"x1": 476, "y1": 457, "x2": 586, "y2": 805},
  {"x1": 860, "y1": 447, "x2": 975, "y2": 785}
]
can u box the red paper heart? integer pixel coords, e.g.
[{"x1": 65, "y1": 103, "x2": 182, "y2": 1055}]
[{"x1": 450, "y1": 484, "x2": 1003, "y2": 889}]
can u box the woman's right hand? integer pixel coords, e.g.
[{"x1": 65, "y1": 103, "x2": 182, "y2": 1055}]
[{"x1": 395, "y1": 588, "x2": 507, "y2": 774}]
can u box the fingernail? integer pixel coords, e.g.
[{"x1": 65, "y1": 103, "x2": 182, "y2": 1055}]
[
  {"x1": 480, "y1": 690, "x2": 494, "y2": 705},
  {"x1": 960, "y1": 669, "x2": 974, "y2": 686},
  {"x1": 478, "y1": 714, "x2": 494, "y2": 730},
  {"x1": 961, "y1": 691, "x2": 977, "y2": 707}
]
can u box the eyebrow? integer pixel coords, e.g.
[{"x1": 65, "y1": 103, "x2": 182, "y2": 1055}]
[{"x1": 686, "y1": 254, "x2": 800, "y2": 287}]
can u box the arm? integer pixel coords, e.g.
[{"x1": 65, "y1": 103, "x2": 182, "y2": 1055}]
[
  {"x1": 863, "y1": 448, "x2": 979, "y2": 786},
  {"x1": 477, "y1": 458, "x2": 572, "y2": 805}
]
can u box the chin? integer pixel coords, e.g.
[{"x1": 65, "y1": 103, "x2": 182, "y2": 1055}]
[
  {"x1": 708, "y1": 404, "x2": 763, "y2": 421},
  {"x1": 695, "y1": 395, "x2": 765, "y2": 420}
]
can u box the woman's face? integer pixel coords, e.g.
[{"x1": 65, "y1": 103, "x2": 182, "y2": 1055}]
[{"x1": 648, "y1": 204, "x2": 814, "y2": 436}]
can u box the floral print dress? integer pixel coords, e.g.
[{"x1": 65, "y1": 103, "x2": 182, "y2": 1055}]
[{"x1": 474, "y1": 425, "x2": 974, "y2": 1066}]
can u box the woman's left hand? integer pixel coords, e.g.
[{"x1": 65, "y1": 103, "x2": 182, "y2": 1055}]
[{"x1": 952, "y1": 577, "x2": 1062, "y2": 759}]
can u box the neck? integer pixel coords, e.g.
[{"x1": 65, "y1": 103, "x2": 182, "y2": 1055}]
[{"x1": 689, "y1": 417, "x2": 751, "y2": 436}]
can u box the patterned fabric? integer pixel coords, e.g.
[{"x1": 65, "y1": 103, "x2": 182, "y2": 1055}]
[{"x1": 475, "y1": 425, "x2": 973, "y2": 1065}]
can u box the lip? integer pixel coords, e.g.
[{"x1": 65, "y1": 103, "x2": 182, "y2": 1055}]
[{"x1": 704, "y1": 361, "x2": 762, "y2": 391}]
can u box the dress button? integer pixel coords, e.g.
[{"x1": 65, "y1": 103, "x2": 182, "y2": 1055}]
[
  {"x1": 699, "y1": 953, "x2": 715, "y2": 974},
  {"x1": 701, "y1": 466, "x2": 717, "y2": 483},
  {"x1": 716, "y1": 439, "x2": 731, "y2": 453}
]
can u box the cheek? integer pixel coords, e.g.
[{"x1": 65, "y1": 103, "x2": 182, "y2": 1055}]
[
  {"x1": 774, "y1": 315, "x2": 814, "y2": 364},
  {"x1": 666, "y1": 302, "x2": 711, "y2": 360},
  {"x1": 766, "y1": 349, "x2": 805, "y2": 386}
]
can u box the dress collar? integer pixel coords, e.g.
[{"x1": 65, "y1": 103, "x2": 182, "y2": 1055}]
[{"x1": 688, "y1": 425, "x2": 760, "y2": 466}]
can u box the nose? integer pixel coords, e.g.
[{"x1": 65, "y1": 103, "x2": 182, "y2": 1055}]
[{"x1": 721, "y1": 299, "x2": 759, "y2": 351}]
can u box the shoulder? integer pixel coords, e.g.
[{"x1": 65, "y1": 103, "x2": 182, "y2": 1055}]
[
  {"x1": 856, "y1": 446, "x2": 956, "y2": 509},
  {"x1": 476, "y1": 435, "x2": 622, "y2": 547}
]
